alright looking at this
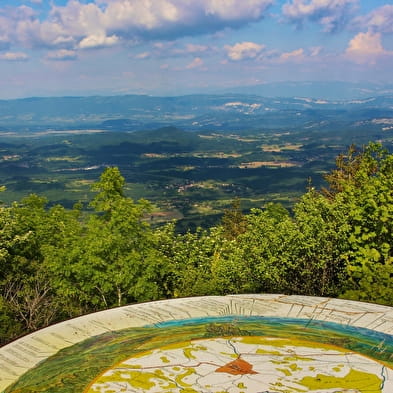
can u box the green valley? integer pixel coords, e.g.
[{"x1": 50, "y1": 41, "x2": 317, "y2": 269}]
[{"x1": 1, "y1": 121, "x2": 392, "y2": 230}]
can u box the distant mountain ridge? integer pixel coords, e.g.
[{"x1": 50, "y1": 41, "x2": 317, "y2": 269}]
[
  {"x1": 0, "y1": 89, "x2": 393, "y2": 133},
  {"x1": 220, "y1": 81, "x2": 393, "y2": 100}
]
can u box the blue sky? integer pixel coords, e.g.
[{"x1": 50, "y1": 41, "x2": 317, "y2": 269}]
[{"x1": 1, "y1": 0, "x2": 393, "y2": 98}]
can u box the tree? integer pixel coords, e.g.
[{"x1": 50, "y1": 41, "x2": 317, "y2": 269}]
[
  {"x1": 289, "y1": 190, "x2": 350, "y2": 296},
  {"x1": 217, "y1": 207, "x2": 300, "y2": 295},
  {"x1": 156, "y1": 223, "x2": 222, "y2": 297},
  {"x1": 221, "y1": 198, "x2": 247, "y2": 240},
  {"x1": 47, "y1": 167, "x2": 169, "y2": 310},
  {"x1": 329, "y1": 144, "x2": 393, "y2": 305},
  {"x1": 323, "y1": 144, "x2": 366, "y2": 197},
  {"x1": 90, "y1": 166, "x2": 125, "y2": 212},
  {"x1": 0, "y1": 194, "x2": 82, "y2": 342}
]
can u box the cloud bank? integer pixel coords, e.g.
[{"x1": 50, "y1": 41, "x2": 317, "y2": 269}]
[
  {"x1": 282, "y1": 0, "x2": 358, "y2": 32},
  {"x1": 346, "y1": 31, "x2": 392, "y2": 64},
  {"x1": 0, "y1": 51, "x2": 29, "y2": 61},
  {"x1": 353, "y1": 5, "x2": 393, "y2": 34},
  {"x1": 0, "y1": 0, "x2": 274, "y2": 52},
  {"x1": 225, "y1": 41, "x2": 265, "y2": 60}
]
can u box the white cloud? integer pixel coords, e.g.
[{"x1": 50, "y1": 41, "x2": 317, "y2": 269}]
[
  {"x1": 78, "y1": 34, "x2": 119, "y2": 49},
  {"x1": 345, "y1": 31, "x2": 392, "y2": 64},
  {"x1": 101, "y1": 0, "x2": 273, "y2": 32},
  {"x1": 50, "y1": 1, "x2": 105, "y2": 37},
  {"x1": 279, "y1": 48, "x2": 304, "y2": 62},
  {"x1": 4, "y1": 5, "x2": 37, "y2": 20},
  {"x1": 354, "y1": 5, "x2": 393, "y2": 34},
  {"x1": 0, "y1": 0, "x2": 274, "y2": 51},
  {"x1": 186, "y1": 57, "x2": 204, "y2": 69},
  {"x1": 0, "y1": 1, "x2": 105, "y2": 49},
  {"x1": 135, "y1": 51, "x2": 151, "y2": 59},
  {"x1": 172, "y1": 43, "x2": 210, "y2": 57},
  {"x1": 45, "y1": 49, "x2": 77, "y2": 61},
  {"x1": 0, "y1": 6, "x2": 36, "y2": 49},
  {"x1": 184, "y1": 44, "x2": 209, "y2": 54},
  {"x1": 225, "y1": 41, "x2": 265, "y2": 61},
  {"x1": 309, "y1": 46, "x2": 322, "y2": 57},
  {"x1": 282, "y1": 0, "x2": 358, "y2": 32},
  {"x1": 102, "y1": 0, "x2": 181, "y2": 32},
  {"x1": 204, "y1": 0, "x2": 273, "y2": 20},
  {"x1": 135, "y1": 42, "x2": 211, "y2": 60},
  {"x1": 0, "y1": 51, "x2": 29, "y2": 61}
]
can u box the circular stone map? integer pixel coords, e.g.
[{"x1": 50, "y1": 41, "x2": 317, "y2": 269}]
[{"x1": 0, "y1": 295, "x2": 392, "y2": 393}]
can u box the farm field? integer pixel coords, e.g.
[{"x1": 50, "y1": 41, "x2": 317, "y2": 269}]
[
  {"x1": 1, "y1": 93, "x2": 393, "y2": 230},
  {"x1": 1, "y1": 122, "x2": 392, "y2": 230}
]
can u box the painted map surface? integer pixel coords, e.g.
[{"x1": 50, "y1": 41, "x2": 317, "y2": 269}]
[
  {"x1": 0, "y1": 295, "x2": 392, "y2": 393},
  {"x1": 86, "y1": 336, "x2": 388, "y2": 393}
]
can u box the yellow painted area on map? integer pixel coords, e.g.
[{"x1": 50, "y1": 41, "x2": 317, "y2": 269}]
[
  {"x1": 220, "y1": 351, "x2": 238, "y2": 358},
  {"x1": 285, "y1": 356, "x2": 313, "y2": 362},
  {"x1": 161, "y1": 341, "x2": 191, "y2": 351},
  {"x1": 256, "y1": 348, "x2": 282, "y2": 355},
  {"x1": 277, "y1": 367, "x2": 292, "y2": 376},
  {"x1": 240, "y1": 336, "x2": 348, "y2": 352},
  {"x1": 184, "y1": 344, "x2": 207, "y2": 359},
  {"x1": 179, "y1": 390, "x2": 200, "y2": 393},
  {"x1": 90, "y1": 370, "x2": 156, "y2": 390},
  {"x1": 88, "y1": 368, "x2": 179, "y2": 392},
  {"x1": 85, "y1": 336, "x2": 390, "y2": 393},
  {"x1": 299, "y1": 368, "x2": 382, "y2": 393},
  {"x1": 175, "y1": 367, "x2": 196, "y2": 388},
  {"x1": 289, "y1": 363, "x2": 302, "y2": 371},
  {"x1": 272, "y1": 359, "x2": 288, "y2": 364},
  {"x1": 154, "y1": 369, "x2": 178, "y2": 390},
  {"x1": 129, "y1": 349, "x2": 153, "y2": 358},
  {"x1": 125, "y1": 364, "x2": 141, "y2": 369}
]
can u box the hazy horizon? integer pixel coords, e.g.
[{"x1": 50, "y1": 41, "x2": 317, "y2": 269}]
[{"x1": 1, "y1": 0, "x2": 393, "y2": 99}]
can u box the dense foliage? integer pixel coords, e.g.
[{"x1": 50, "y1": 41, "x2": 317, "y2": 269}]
[{"x1": 0, "y1": 143, "x2": 392, "y2": 345}]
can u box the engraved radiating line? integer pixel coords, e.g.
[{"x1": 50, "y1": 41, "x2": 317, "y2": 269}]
[
  {"x1": 306, "y1": 300, "x2": 330, "y2": 327},
  {"x1": 364, "y1": 314, "x2": 387, "y2": 329},
  {"x1": 326, "y1": 308, "x2": 334, "y2": 320},
  {"x1": 175, "y1": 307, "x2": 192, "y2": 319},
  {"x1": 89, "y1": 319, "x2": 114, "y2": 333},
  {"x1": 370, "y1": 320, "x2": 387, "y2": 330},
  {"x1": 48, "y1": 337, "x2": 76, "y2": 346},
  {"x1": 312, "y1": 299, "x2": 330, "y2": 316},
  {"x1": 304, "y1": 317, "x2": 319, "y2": 329},
  {"x1": 160, "y1": 307, "x2": 178, "y2": 321},
  {"x1": 306, "y1": 299, "x2": 332, "y2": 327},
  {"x1": 296, "y1": 305, "x2": 305, "y2": 318},
  {"x1": 229, "y1": 299, "x2": 247, "y2": 316},
  {"x1": 277, "y1": 297, "x2": 389, "y2": 320},
  {"x1": 221, "y1": 302, "x2": 231, "y2": 316},
  {"x1": 349, "y1": 312, "x2": 370, "y2": 326},
  {"x1": 230, "y1": 300, "x2": 237, "y2": 315},
  {"x1": 287, "y1": 303, "x2": 295, "y2": 317},
  {"x1": 247, "y1": 298, "x2": 255, "y2": 317}
]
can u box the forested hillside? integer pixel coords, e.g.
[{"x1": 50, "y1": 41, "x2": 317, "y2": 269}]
[{"x1": 1, "y1": 143, "x2": 392, "y2": 345}]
